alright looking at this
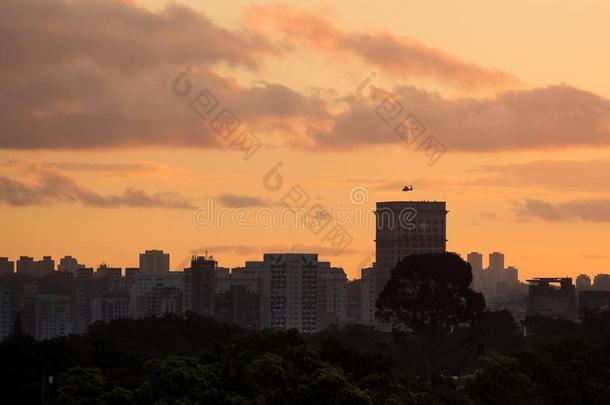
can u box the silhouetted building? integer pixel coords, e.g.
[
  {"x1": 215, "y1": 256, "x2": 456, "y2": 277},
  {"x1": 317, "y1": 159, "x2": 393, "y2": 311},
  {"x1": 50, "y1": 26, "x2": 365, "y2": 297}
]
[
  {"x1": 578, "y1": 290, "x2": 610, "y2": 312},
  {"x1": 124, "y1": 267, "x2": 139, "y2": 290},
  {"x1": 467, "y1": 252, "x2": 484, "y2": 290},
  {"x1": 58, "y1": 256, "x2": 84, "y2": 274},
  {"x1": 72, "y1": 268, "x2": 95, "y2": 334},
  {"x1": 0, "y1": 258, "x2": 14, "y2": 275},
  {"x1": 139, "y1": 250, "x2": 170, "y2": 274},
  {"x1": 91, "y1": 292, "x2": 130, "y2": 323},
  {"x1": 576, "y1": 274, "x2": 592, "y2": 290},
  {"x1": 526, "y1": 278, "x2": 576, "y2": 319},
  {"x1": 31, "y1": 294, "x2": 73, "y2": 340},
  {"x1": 317, "y1": 262, "x2": 347, "y2": 330},
  {"x1": 0, "y1": 287, "x2": 11, "y2": 340},
  {"x1": 189, "y1": 256, "x2": 217, "y2": 317},
  {"x1": 215, "y1": 284, "x2": 260, "y2": 329},
  {"x1": 593, "y1": 274, "x2": 610, "y2": 290},
  {"x1": 360, "y1": 265, "x2": 376, "y2": 325},
  {"x1": 375, "y1": 201, "x2": 447, "y2": 292},
  {"x1": 17, "y1": 256, "x2": 54, "y2": 278}
]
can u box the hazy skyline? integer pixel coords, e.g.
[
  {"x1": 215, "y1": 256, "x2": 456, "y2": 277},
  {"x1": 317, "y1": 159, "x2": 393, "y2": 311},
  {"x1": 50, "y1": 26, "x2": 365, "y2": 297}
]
[{"x1": 3, "y1": 0, "x2": 610, "y2": 279}]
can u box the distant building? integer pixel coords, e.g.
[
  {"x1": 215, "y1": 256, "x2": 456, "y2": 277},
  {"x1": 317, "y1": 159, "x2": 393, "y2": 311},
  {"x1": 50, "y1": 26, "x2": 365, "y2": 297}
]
[
  {"x1": 129, "y1": 272, "x2": 188, "y2": 318},
  {"x1": 593, "y1": 274, "x2": 610, "y2": 290},
  {"x1": 526, "y1": 278, "x2": 576, "y2": 319},
  {"x1": 215, "y1": 284, "x2": 260, "y2": 329},
  {"x1": 375, "y1": 201, "x2": 447, "y2": 293},
  {"x1": 576, "y1": 274, "x2": 592, "y2": 290},
  {"x1": 58, "y1": 256, "x2": 84, "y2": 274},
  {"x1": 91, "y1": 293, "x2": 131, "y2": 323},
  {"x1": 467, "y1": 252, "x2": 484, "y2": 291},
  {"x1": 72, "y1": 268, "x2": 95, "y2": 334},
  {"x1": 17, "y1": 256, "x2": 54, "y2": 278},
  {"x1": 189, "y1": 256, "x2": 217, "y2": 317},
  {"x1": 32, "y1": 294, "x2": 73, "y2": 340},
  {"x1": 0, "y1": 287, "x2": 11, "y2": 340},
  {"x1": 262, "y1": 253, "x2": 319, "y2": 334},
  {"x1": 578, "y1": 290, "x2": 610, "y2": 312},
  {"x1": 317, "y1": 262, "x2": 347, "y2": 330},
  {"x1": 139, "y1": 250, "x2": 170, "y2": 274},
  {"x1": 360, "y1": 265, "x2": 376, "y2": 325},
  {"x1": 0, "y1": 258, "x2": 14, "y2": 275}
]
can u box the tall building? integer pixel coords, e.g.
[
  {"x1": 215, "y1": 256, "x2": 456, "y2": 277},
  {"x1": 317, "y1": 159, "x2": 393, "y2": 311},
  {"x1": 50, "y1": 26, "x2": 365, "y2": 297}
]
[
  {"x1": 16, "y1": 256, "x2": 54, "y2": 278},
  {"x1": 375, "y1": 201, "x2": 447, "y2": 292},
  {"x1": 139, "y1": 250, "x2": 170, "y2": 274},
  {"x1": 317, "y1": 262, "x2": 347, "y2": 330},
  {"x1": 360, "y1": 265, "x2": 377, "y2": 325},
  {"x1": 467, "y1": 252, "x2": 484, "y2": 291},
  {"x1": 129, "y1": 272, "x2": 188, "y2": 318},
  {"x1": 593, "y1": 274, "x2": 610, "y2": 290},
  {"x1": 576, "y1": 274, "x2": 591, "y2": 290},
  {"x1": 526, "y1": 278, "x2": 576, "y2": 319},
  {"x1": 188, "y1": 256, "x2": 217, "y2": 317},
  {"x1": 0, "y1": 258, "x2": 14, "y2": 275},
  {"x1": 0, "y1": 287, "x2": 11, "y2": 340},
  {"x1": 262, "y1": 253, "x2": 319, "y2": 334},
  {"x1": 72, "y1": 268, "x2": 95, "y2": 334},
  {"x1": 489, "y1": 252, "x2": 505, "y2": 272},
  {"x1": 58, "y1": 256, "x2": 84, "y2": 274}
]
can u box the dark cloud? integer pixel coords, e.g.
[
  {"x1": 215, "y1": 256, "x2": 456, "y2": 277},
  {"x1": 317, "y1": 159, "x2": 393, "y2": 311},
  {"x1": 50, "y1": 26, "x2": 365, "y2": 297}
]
[
  {"x1": 245, "y1": 4, "x2": 518, "y2": 89},
  {"x1": 217, "y1": 193, "x2": 270, "y2": 208},
  {"x1": 313, "y1": 85, "x2": 610, "y2": 151},
  {"x1": 0, "y1": 170, "x2": 194, "y2": 209},
  {"x1": 516, "y1": 198, "x2": 610, "y2": 222},
  {"x1": 0, "y1": 0, "x2": 275, "y2": 73}
]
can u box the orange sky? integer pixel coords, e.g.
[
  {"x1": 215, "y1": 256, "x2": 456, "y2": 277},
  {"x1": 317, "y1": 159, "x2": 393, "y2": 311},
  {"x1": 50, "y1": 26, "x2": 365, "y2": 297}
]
[{"x1": 2, "y1": 0, "x2": 610, "y2": 279}]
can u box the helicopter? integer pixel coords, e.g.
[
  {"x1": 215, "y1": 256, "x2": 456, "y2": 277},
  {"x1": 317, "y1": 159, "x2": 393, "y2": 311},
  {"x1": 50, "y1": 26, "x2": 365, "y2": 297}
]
[{"x1": 402, "y1": 185, "x2": 413, "y2": 191}]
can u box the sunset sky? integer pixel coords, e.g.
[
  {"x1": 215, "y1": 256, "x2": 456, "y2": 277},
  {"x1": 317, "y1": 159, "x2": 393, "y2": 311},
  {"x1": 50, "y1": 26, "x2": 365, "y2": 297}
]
[{"x1": 3, "y1": 0, "x2": 610, "y2": 279}]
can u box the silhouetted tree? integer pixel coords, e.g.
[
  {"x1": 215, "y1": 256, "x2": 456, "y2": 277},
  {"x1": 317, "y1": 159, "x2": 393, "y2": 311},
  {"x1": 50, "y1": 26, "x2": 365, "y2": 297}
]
[{"x1": 376, "y1": 253, "x2": 485, "y2": 373}]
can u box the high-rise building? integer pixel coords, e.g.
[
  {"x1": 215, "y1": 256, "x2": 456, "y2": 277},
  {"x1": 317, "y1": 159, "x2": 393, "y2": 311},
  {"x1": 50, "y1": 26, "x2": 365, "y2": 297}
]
[
  {"x1": 72, "y1": 268, "x2": 95, "y2": 334},
  {"x1": 189, "y1": 256, "x2": 217, "y2": 317},
  {"x1": 262, "y1": 253, "x2": 319, "y2": 334},
  {"x1": 129, "y1": 272, "x2": 188, "y2": 318},
  {"x1": 576, "y1": 274, "x2": 592, "y2": 290},
  {"x1": 593, "y1": 274, "x2": 610, "y2": 290},
  {"x1": 139, "y1": 250, "x2": 170, "y2": 274},
  {"x1": 578, "y1": 290, "x2": 610, "y2": 312},
  {"x1": 360, "y1": 265, "x2": 377, "y2": 325},
  {"x1": 215, "y1": 284, "x2": 260, "y2": 329},
  {"x1": 16, "y1": 256, "x2": 54, "y2": 278},
  {"x1": 317, "y1": 262, "x2": 347, "y2": 330},
  {"x1": 489, "y1": 252, "x2": 505, "y2": 272},
  {"x1": 58, "y1": 256, "x2": 84, "y2": 274},
  {"x1": 0, "y1": 258, "x2": 14, "y2": 275},
  {"x1": 526, "y1": 278, "x2": 576, "y2": 319},
  {"x1": 467, "y1": 252, "x2": 484, "y2": 291},
  {"x1": 0, "y1": 287, "x2": 11, "y2": 340},
  {"x1": 375, "y1": 201, "x2": 447, "y2": 292}
]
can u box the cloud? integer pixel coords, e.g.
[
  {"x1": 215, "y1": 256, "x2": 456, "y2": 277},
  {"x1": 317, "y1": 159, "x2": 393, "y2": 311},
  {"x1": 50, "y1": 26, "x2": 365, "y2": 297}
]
[
  {"x1": 1, "y1": 0, "x2": 275, "y2": 73},
  {"x1": 0, "y1": 0, "x2": 328, "y2": 150},
  {"x1": 217, "y1": 193, "x2": 270, "y2": 208},
  {"x1": 312, "y1": 84, "x2": 610, "y2": 151},
  {"x1": 0, "y1": 170, "x2": 195, "y2": 209},
  {"x1": 470, "y1": 159, "x2": 610, "y2": 192},
  {"x1": 516, "y1": 198, "x2": 610, "y2": 222},
  {"x1": 245, "y1": 4, "x2": 518, "y2": 89}
]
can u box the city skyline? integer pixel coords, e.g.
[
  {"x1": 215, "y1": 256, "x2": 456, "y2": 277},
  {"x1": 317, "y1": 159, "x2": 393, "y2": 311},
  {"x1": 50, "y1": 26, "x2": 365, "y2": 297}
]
[{"x1": 4, "y1": 0, "x2": 610, "y2": 281}]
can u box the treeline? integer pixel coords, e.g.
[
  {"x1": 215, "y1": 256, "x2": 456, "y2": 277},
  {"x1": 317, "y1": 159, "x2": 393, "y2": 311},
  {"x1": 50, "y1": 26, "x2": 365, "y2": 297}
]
[{"x1": 2, "y1": 311, "x2": 610, "y2": 404}]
